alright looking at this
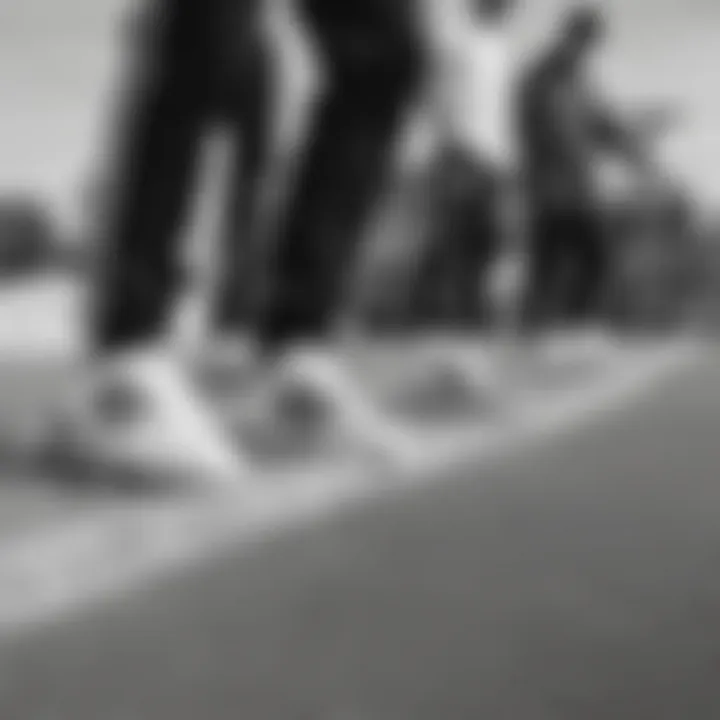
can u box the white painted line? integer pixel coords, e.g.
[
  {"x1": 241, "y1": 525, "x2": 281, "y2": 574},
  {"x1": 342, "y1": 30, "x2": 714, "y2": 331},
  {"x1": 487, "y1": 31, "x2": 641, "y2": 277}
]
[{"x1": 0, "y1": 339, "x2": 701, "y2": 637}]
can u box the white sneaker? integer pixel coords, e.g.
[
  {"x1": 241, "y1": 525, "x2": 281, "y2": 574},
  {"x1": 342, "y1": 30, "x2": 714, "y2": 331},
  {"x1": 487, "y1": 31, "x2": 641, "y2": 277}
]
[
  {"x1": 43, "y1": 349, "x2": 248, "y2": 490},
  {"x1": 405, "y1": 341, "x2": 506, "y2": 415},
  {"x1": 265, "y1": 345, "x2": 423, "y2": 471}
]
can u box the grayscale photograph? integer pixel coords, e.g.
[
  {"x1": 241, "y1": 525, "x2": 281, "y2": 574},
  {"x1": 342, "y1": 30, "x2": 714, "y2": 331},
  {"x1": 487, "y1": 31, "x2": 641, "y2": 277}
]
[{"x1": 0, "y1": 0, "x2": 718, "y2": 717}]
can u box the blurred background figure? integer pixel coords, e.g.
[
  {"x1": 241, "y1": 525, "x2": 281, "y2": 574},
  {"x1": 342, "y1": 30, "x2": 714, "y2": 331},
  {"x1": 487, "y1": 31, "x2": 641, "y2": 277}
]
[
  {"x1": 410, "y1": 0, "x2": 520, "y2": 330},
  {"x1": 519, "y1": 5, "x2": 652, "y2": 344},
  {"x1": 606, "y1": 176, "x2": 701, "y2": 332}
]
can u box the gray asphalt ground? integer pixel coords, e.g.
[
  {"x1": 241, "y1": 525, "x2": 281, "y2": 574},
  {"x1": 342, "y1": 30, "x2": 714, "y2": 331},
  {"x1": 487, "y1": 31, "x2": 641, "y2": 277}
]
[{"x1": 0, "y1": 345, "x2": 718, "y2": 719}]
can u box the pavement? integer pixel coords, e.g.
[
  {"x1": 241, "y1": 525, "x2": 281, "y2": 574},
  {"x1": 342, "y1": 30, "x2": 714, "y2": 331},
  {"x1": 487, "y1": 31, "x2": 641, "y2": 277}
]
[
  {"x1": 0, "y1": 347, "x2": 716, "y2": 720},
  {"x1": 0, "y1": 275, "x2": 716, "y2": 719}
]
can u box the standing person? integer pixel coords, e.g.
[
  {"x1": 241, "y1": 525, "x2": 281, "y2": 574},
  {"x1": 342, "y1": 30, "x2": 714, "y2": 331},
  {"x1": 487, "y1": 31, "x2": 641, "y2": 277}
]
[
  {"x1": 519, "y1": 6, "x2": 650, "y2": 339},
  {"x1": 49, "y1": 0, "x2": 274, "y2": 484},
  {"x1": 52, "y1": 0, "x2": 428, "y2": 484},
  {"x1": 251, "y1": 0, "x2": 428, "y2": 459},
  {"x1": 411, "y1": 0, "x2": 520, "y2": 329}
]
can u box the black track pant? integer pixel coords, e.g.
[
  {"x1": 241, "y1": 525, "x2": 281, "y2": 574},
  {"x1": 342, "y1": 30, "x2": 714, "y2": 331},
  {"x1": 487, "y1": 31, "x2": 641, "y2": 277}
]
[
  {"x1": 523, "y1": 206, "x2": 607, "y2": 330},
  {"x1": 95, "y1": 0, "x2": 271, "y2": 349},
  {"x1": 411, "y1": 147, "x2": 502, "y2": 328},
  {"x1": 256, "y1": 0, "x2": 424, "y2": 350},
  {"x1": 212, "y1": 32, "x2": 273, "y2": 331}
]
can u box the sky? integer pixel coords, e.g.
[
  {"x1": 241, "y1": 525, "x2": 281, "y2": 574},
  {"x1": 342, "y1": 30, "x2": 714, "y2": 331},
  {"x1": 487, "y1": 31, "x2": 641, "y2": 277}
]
[{"x1": 0, "y1": 0, "x2": 719, "y2": 232}]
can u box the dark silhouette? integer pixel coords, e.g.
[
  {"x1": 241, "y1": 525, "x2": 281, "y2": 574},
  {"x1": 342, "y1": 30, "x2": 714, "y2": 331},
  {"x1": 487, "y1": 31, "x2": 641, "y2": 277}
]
[
  {"x1": 95, "y1": 0, "x2": 272, "y2": 349},
  {"x1": 519, "y1": 8, "x2": 647, "y2": 331}
]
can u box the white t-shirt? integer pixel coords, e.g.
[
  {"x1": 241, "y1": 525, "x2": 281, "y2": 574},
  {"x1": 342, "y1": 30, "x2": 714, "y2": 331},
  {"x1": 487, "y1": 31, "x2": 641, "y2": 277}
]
[{"x1": 423, "y1": 0, "x2": 517, "y2": 171}]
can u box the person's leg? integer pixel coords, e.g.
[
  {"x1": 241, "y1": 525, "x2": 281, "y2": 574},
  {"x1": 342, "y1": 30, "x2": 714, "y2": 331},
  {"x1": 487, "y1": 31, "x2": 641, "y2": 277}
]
[
  {"x1": 456, "y1": 165, "x2": 500, "y2": 330},
  {"x1": 245, "y1": 0, "x2": 427, "y2": 466},
  {"x1": 400, "y1": 154, "x2": 508, "y2": 410},
  {"x1": 445, "y1": 198, "x2": 503, "y2": 405},
  {"x1": 58, "y1": 0, "x2": 264, "y2": 486},
  {"x1": 522, "y1": 207, "x2": 564, "y2": 334},
  {"x1": 258, "y1": 0, "x2": 424, "y2": 351},
  {"x1": 409, "y1": 148, "x2": 475, "y2": 328},
  {"x1": 213, "y1": 21, "x2": 275, "y2": 332},
  {"x1": 448, "y1": 184, "x2": 480, "y2": 327},
  {"x1": 95, "y1": 0, "x2": 228, "y2": 350},
  {"x1": 556, "y1": 210, "x2": 621, "y2": 359},
  {"x1": 566, "y1": 210, "x2": 607, "y2": 324},
  {"x1": 485, "y1": 174, "x2": 526, "y2": 335},
  {"x1": 409, "y1": 151, "x2": 461, "y2": 328},
  {"x1": 410, "y1": 228, "x2": 448, "y2": 328}
]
